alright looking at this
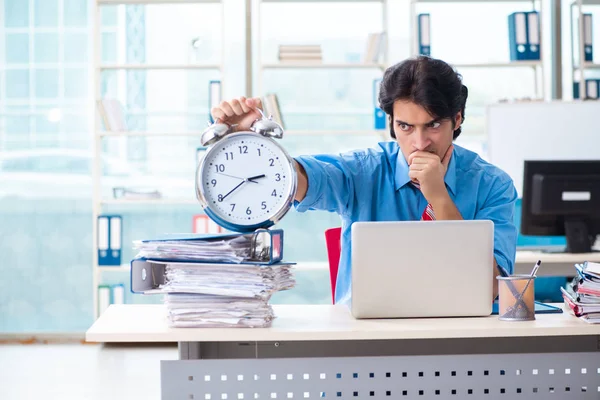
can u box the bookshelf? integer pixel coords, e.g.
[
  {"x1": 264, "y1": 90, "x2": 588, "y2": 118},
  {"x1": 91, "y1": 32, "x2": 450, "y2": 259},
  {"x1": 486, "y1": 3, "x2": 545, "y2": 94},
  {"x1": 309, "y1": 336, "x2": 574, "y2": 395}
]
[
  {"x1": 569, "y1": 0, "x2": 600, "y2": 99},
  {"x1": 91, "y1": 0, "x2": 225, "y2": 319},
  {"x1": 409, "y1": 0, "x2": 547, "y2": 100},
  {"x1": 254, "y1": 0, "x2": 390, "y2": 136}
]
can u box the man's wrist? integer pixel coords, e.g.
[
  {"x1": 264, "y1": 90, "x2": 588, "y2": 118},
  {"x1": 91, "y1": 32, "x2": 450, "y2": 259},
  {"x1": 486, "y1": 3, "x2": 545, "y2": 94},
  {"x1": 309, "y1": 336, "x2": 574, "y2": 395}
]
[
  {"x1": 429, "y1": 191, "x2": 452, "y2": 210},
  {"x1": 429, "y1": 191, "x2": 463, "y2": 220}
]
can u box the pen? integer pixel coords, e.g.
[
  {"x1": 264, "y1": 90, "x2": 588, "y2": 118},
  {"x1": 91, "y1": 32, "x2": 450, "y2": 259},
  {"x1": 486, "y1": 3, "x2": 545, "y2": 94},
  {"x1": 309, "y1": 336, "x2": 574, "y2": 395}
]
[{"x1": 530, "y1": 260, "x2": 542, "y2": 277}]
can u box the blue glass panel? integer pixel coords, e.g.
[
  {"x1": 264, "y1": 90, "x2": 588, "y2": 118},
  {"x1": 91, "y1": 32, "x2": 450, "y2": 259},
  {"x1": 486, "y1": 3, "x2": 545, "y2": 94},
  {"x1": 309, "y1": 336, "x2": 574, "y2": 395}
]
[
  {"x1": 64, "y1": 33, "x2": 89, "y2": 63},
  {"x1": 101, "y1": 6, "x2": 118, "y2": 27},
  {"x1": 35, "y1": 115, "x2": 60, "y2": 134},
  {"x1": 34, "y1": 33, "x2": 59, "y2": 63},
  {"x1": 64, "y1": 0, "x2": 88, "y2": 27},
  {"x1": 34, "y1": 0, "x2": 59, "y2": 27},
  {"x1": 6, "y1": 33, "x2": 29, "y2": 64},
  {"x1": 4, "y1": 0, "x2": 29, "y2": 28},
  {"x1": 101, "y1": 32, "x2": 117, "y2": 63},
  {"x1": 6, "y1": 70, "x2": 30, "y2": 98},
  {"x1": 64, "y1": 68, "x2": 87, "y2": 98},
  {"x1": 5, "y1": 116, "x2": 31, "y2": 134},
  {"x1": 34, "y1": 69, "x2": 59, "y2": 98}
]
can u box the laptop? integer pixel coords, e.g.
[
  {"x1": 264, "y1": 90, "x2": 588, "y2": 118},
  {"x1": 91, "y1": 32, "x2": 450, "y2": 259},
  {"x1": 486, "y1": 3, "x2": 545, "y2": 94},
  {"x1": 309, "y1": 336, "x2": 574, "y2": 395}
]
[{"x1": 350, "y1": 220, "x2": 495, "y2": 319}]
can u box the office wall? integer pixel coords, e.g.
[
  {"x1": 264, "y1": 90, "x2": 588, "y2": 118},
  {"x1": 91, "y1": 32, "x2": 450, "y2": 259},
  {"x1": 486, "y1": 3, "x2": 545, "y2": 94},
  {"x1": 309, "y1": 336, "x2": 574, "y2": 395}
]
[{"x1": 487, "y1": 101, "x2": 600, "y2": 196}]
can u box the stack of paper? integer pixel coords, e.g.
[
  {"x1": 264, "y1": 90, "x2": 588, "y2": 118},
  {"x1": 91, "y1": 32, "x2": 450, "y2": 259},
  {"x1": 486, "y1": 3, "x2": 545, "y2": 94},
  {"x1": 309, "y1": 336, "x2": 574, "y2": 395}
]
[
  {"x1": 164, "y1": 294, "x2": 274, "y2": 328},
  {"x1": 159, "y1": 261, "x2": 295, "y2": 328},
  {"x1": 562, "y1": 261, "x2": 600, "y2": 323},
  {"x1": 131, "y1": 229, "x2": 293, "y2": 328}
]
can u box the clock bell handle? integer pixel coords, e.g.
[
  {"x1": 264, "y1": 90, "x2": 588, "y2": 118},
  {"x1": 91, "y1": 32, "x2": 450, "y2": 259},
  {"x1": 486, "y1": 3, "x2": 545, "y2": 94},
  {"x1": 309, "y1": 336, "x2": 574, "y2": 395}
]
[
  {"x1": 251, "y1": 109, "x2": 284, "y2": 139},
  {"x1": 200, "y1": 118, "x2": 235, "y2": 146}
]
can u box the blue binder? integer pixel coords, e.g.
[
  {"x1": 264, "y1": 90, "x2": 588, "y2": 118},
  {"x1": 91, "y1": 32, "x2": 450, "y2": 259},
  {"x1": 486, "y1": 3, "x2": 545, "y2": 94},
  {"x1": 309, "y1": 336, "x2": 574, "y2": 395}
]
[
  {"x1": 134, "y1": 229, "x2": 285, "y2": 265},
  {"x1": 417, "y1": 13, "x2": 431, "y2": 56},
  {"x1": 508, "y1": 12, "x2": 528, "y2": 61},
  {"x1": 130, "y1": 258, "x2": 295, "y2": 294},
  {"x1": 583, "y1": 13, "x2": 594, "y2": 62},
  {"x1": 373, "y1": 78, "x2": 386, "y2": 130},
  {"x1": 573, "y1": 79, "x2": 600, "y2": 99},
  {"x1": 526, "y1": 11, "x2": 541, "y2": 60},
  {"x1": 97, "y1": 215, "x2": 122, "y2": 266}
]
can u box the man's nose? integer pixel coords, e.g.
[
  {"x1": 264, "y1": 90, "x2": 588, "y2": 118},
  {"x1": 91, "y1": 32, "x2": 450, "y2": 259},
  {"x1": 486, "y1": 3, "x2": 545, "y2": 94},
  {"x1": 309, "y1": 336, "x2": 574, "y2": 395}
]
[{"x1": 413, "y1": 129, "x2": 431, "y2": 151}]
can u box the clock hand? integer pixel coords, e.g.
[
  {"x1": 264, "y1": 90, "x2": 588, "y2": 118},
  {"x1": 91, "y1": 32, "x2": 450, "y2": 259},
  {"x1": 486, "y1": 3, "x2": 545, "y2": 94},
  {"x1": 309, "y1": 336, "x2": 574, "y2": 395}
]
[
  {"x1": 247, "y1": 174, "x2": 266, "y2": 182},
  {"x1": 220, "y1": 180, "x2": 246, "y2": 202},
  {"x1": 216, "y1": 172, "x2": 261, "y2": 184},
  {"x1": 217, "y1": 172, "x2": 245, "y2": 180}
]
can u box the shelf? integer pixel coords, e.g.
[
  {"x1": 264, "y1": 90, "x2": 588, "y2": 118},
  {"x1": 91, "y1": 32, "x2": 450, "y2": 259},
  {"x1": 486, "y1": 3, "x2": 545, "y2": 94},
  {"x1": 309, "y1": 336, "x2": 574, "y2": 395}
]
[
  {"x1": 100, "y1": 198, "x2": 199, "y2": 205},
  {"x1": 571, "y1": 0, "x2": 600, "y2": 5},
  {"x1": 98, "y1": 63, "x2": 221, "y2": 70},
  {"x1": 98, "y1": 0, "x2": 220, "y2": 4},
  {"x1": 451, "y1": 61, "x2": 542, "y2": 68},
  {"x1": 575, "y1": 63, "x2": 600, "y2": 69},
  {"x1": 261, "y1": 63, "x2": 386, "y2": 70},
  {"x1": 97, "y1": 264, "x2": 130, "y2": 273},
  {"x1": 98, "y1": 131, "x2": 204, "y2": 137},
  {"x1": 413, "y1": 0, "x2": 540, "y2": 3},
  {"x1": 262, "y1": 0, "x2": 383, "y2": 2},
  {"x1": 285, "y1": 129, "x2": 387, "y2": 136}
]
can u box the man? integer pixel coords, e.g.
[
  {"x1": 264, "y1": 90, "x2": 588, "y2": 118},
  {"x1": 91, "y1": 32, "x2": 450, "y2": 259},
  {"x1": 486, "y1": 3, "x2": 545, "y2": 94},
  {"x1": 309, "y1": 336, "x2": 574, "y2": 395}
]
[{"x1": 211, "y1": 55, "x2": 518, "y2": 305}]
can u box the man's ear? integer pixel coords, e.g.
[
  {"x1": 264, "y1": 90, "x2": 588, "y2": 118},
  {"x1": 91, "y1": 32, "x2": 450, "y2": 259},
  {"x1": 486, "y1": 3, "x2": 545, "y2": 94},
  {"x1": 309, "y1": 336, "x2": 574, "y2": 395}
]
[{"x1": 454, "y1": 111, "x2": 463, "y2": 128}]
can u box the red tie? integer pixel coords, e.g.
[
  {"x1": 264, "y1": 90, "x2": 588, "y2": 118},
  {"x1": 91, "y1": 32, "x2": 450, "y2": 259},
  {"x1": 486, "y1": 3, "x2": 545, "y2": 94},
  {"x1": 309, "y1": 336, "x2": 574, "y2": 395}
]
[{"x1": 412, "y1": 182, "x2": 436, "y2": 221}]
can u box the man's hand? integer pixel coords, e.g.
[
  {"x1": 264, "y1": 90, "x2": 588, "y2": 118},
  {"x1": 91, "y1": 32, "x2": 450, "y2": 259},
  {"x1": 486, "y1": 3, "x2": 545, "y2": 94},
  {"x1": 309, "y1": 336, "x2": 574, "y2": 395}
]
[
  {"x1": 408, "y1": 144, "x2": 454, "y2": 204},
  {"x1": 211, "y1": 96, "x2": 263, "y2": 132}
]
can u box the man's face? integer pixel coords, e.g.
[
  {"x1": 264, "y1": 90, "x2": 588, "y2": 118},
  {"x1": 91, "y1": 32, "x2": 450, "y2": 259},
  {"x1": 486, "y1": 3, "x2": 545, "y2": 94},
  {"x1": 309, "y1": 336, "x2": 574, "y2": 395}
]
[{"x1": 392, "y1": 99, "x2": 461, "y2": 162}]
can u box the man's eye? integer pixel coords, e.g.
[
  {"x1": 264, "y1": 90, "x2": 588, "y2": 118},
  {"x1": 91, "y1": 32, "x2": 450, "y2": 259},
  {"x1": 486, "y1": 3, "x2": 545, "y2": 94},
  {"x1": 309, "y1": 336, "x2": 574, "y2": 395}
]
[
  {"x1": 430, "y1": 122, "x2": 441, "y2": 129},
  {"x1": 398, "y1": 123, "x2": 411, "y2": 131}
]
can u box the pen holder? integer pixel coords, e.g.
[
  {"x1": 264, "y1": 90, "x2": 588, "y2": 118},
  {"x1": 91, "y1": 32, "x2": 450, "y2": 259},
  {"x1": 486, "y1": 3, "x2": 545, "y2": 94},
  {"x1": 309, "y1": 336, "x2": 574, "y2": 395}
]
[{"x1": 496, "y1": 274, "x2": 536, "y2": 321}]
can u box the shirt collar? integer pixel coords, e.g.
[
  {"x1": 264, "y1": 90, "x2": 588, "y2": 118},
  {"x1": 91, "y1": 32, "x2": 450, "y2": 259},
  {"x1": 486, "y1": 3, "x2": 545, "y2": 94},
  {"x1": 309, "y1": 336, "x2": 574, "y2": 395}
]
[{"x1": 394, "y1": 146, "x2": 457, "y2": 196}]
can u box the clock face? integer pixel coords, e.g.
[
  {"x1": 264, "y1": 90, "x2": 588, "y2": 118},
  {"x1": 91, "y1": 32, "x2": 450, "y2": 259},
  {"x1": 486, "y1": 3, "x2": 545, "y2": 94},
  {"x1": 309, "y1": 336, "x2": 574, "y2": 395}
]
[{"x1": 199, "y1": 132, "x2": 296, "y2": 229}]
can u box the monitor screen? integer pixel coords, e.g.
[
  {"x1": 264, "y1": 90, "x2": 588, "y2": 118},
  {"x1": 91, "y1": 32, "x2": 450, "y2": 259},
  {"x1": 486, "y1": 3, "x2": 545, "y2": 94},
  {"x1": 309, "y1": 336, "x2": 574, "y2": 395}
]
[{"x1": 521, "y1": 160, "x2": 600, "y2": 253}]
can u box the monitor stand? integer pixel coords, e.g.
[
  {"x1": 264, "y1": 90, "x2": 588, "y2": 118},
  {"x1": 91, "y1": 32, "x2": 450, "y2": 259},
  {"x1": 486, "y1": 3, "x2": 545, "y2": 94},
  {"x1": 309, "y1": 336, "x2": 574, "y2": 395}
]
[{"x1": 564, "y1": 219, "x2": 595, "y2": 254}]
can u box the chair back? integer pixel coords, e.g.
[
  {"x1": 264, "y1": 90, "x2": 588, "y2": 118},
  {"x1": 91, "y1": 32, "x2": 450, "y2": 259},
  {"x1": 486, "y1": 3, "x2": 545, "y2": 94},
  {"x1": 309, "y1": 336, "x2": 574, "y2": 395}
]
[{"x1": 324, "y1": 227, "x2": 342, "y2": 304}]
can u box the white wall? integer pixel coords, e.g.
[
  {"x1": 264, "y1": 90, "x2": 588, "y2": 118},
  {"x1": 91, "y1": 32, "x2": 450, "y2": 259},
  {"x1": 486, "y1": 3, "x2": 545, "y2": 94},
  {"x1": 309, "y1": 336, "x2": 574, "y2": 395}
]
[{"x1": 486, "y1": 100, "x2": 600, "y2": 196}]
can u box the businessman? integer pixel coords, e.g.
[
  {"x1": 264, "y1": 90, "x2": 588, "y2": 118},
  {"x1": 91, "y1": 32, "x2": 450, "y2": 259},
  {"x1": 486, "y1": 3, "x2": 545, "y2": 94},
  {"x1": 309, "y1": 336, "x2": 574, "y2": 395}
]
[{"x1": 211, "y1": 55, "x2": 518, "y2": 304}]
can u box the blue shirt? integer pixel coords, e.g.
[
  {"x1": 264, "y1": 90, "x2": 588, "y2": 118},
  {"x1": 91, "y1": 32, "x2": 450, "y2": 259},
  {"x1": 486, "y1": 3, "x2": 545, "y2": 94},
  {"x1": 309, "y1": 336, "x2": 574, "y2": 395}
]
[{"x1": 293, "y1": 141, "x2": 518, "y2": 305}]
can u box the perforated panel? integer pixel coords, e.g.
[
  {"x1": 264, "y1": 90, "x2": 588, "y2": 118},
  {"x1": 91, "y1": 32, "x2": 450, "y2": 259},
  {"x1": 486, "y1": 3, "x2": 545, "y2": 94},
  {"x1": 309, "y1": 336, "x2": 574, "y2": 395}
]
[{"x1": 161, "y1": 352, "x2": 600, "y2": 399}]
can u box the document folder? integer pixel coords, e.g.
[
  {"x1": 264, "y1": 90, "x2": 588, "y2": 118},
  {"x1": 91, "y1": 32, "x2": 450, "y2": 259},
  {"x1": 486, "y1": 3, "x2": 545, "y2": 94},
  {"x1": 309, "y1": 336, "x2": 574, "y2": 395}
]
[{"x1": 132, "y1": 228, "x2": 284, "y2": 265}]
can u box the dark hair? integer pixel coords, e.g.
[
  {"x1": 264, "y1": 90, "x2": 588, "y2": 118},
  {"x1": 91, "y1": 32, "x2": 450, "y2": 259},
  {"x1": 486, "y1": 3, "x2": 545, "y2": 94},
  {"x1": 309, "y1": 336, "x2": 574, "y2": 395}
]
[{"x1": 378, "y1": 56, "x2": 468, "y2": 140}]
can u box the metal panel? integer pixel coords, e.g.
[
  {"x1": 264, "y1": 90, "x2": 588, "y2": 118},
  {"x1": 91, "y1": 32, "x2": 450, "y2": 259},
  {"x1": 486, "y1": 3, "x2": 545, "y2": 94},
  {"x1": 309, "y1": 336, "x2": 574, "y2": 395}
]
[{"x1": 161, "y1": 352, "x2": 600, "y2": 399}]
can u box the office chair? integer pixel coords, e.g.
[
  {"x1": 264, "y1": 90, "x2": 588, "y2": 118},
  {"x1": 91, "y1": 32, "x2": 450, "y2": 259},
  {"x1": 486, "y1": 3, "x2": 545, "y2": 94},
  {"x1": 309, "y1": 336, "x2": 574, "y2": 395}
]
[{"x1": 324, "y1": 227, "x2": 342, "y2": 304}]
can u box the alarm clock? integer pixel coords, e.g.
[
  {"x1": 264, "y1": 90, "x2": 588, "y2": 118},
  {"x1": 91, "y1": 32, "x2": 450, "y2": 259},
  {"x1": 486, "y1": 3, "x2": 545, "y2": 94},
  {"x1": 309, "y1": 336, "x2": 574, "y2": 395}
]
[{"x1": 195, "y1": 109, "x2": 298, "y2": 233}]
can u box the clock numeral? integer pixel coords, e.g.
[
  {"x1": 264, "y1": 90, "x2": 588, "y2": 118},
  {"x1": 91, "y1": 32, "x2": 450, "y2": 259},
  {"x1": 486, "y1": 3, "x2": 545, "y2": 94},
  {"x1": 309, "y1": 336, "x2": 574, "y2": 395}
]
[
  {"x1": 215, "y1": 164, "x2": 225, "y2": 172},
  {"x1": 271, "y1": 189, "x2": 277, "y2": 197},
  {"x1": 225, "y1": 152, "x2": 234, "y2": 160},
  {"x1": 261, "y1": 201, "x2": 267, "y2": 210},
  {"x1": 246, "y1": 207, "x2": 252, "y2": 215},
  {"x1": 239, "y1": 145, "x2": 248, "y2": 154},
  {"x1": 218, "y1": 194, "x2": 224, "y2": 202},
  {"x1": 257, "y1": 148, "x2": 262, "y2": 156},
  {"x1": 230, "y1": 203, "x2": 236, "y2": 211},
  {"x1": 275, "y1": 173, "x2": 281, "y2": 182},
  {"x1": 211, "y1": 179, "x2": 217, "y2": 187},
  {"x1": 269, "y1": 158, "x2": 275, "y2": 167}
]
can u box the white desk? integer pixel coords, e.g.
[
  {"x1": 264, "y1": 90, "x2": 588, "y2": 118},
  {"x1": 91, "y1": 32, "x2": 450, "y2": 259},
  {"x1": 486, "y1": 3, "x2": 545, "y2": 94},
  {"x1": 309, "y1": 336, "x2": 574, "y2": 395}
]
[
  {"x1": 87, "y1": 304, "x2": 600, "y2": 399},
  {"x1": 515, "y1": 249, "x2": 600, "y2": 276}
]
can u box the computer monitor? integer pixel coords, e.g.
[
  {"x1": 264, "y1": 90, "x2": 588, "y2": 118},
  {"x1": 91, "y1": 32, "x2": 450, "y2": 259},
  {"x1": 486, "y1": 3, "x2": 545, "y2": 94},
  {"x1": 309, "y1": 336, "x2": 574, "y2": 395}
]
[{"x1": 521, "y1": 160, "x2": 600, "y2": 253}]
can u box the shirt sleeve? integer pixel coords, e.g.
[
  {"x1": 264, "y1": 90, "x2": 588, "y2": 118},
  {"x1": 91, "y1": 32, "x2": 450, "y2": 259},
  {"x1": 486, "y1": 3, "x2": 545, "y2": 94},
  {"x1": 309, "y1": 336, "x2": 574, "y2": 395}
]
[
  {"x1": 474, "y1": 177, "x2": 519, "y2": 274},
  {"x1": 293, "y1": 152, "x2": 363, "y2": 217}
]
